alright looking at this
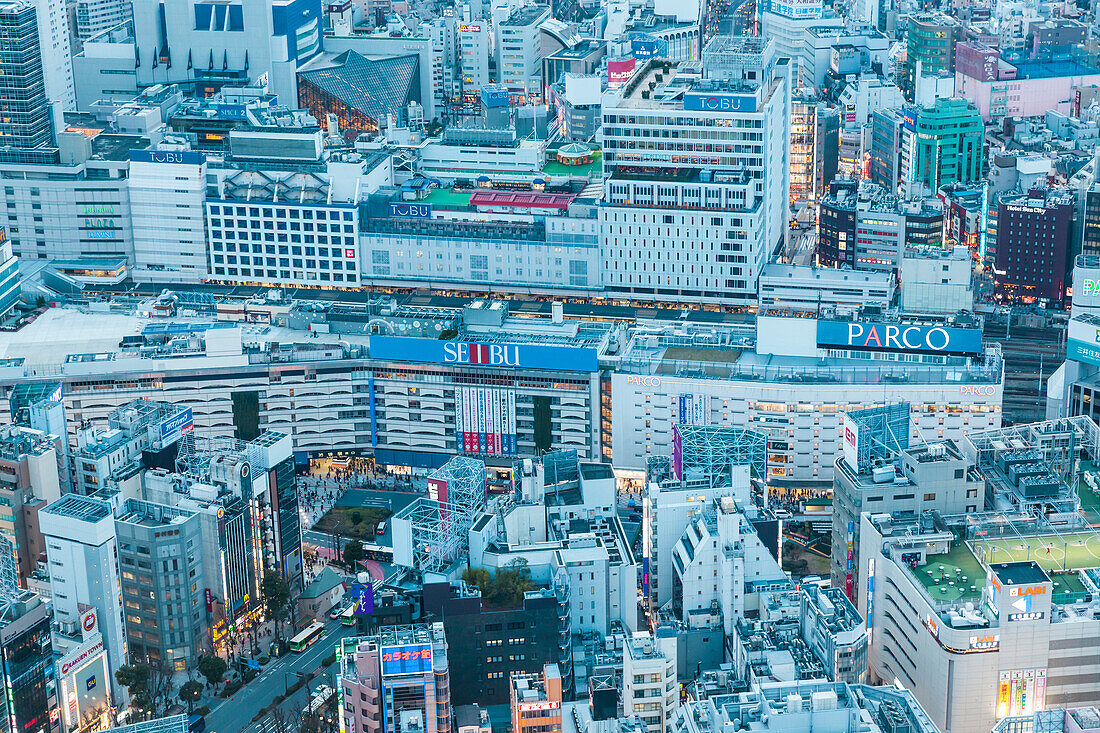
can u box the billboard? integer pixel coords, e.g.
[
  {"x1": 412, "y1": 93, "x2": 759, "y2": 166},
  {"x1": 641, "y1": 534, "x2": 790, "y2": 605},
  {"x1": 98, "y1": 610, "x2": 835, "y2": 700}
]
[
  {"x1": 677, "y1": 393, "x2": 710, "y2": 425},
  {"x1": 159, "y1": 406, "x2": 194, "y2": 446},
  {"x1": 955, "y1": 42, "x2": 999, "y2": 82},
  {"x1": 380, "y1": 643, "x2": 433, "y2": 676},
  {"x1": 842, "y1": 414, "x2": 859, "y2": 470},
  {"x1": 455, "y1": 387, "x2": 517, "y2": 455},
  {"x1": 370, "y1": 336, "x2": 598, "y2": 372},
  {"x1": 997, "y1": 669, "x2": 1046, "y2": 718},
  {"x1": 817, "y1": 320, "x2": 983, "y2": 356},
  {"x1": 683, "y1": 92, "x2": 757, "y2": 113},
  {"x1": 347, "y1": 583, "x2": 374, "y2": 615},
  {"x1": 389, "y1": 202, "x2": 432, "y2": 219},
  {"x1": 608, "y1": 57, "x2": 636, "y2": 88},
  {"x1": 631, "y1": 38, "x2": 666, "y2": 58},
  {"x1": 1068, "y1": 320, "x2": 1100, "y2": 367},
  {"x1": 481, "y1": 85, "x2": 509, "y2": 108}
]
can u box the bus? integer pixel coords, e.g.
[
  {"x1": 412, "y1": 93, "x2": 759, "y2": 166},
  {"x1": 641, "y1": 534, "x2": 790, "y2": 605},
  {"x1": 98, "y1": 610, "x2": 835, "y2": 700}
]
[
  {"x1": 340, "y1": 605, "x2": 356, "y2": 627},
  {"x1": 289, "y1": 622, "x2": 326, "y2": 652},
  {"x1": 361, "y1": 543, "x2": 394, "y2": 562}
]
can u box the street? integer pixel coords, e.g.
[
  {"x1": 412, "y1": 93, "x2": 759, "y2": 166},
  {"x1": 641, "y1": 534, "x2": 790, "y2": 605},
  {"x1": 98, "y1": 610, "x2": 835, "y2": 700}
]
[{"x1": 205, "y1": 617, "x2": 359, "y2": 733}]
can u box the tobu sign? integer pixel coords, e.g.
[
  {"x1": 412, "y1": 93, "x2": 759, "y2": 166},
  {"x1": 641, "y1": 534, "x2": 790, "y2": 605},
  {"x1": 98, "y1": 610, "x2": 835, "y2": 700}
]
[
  {"x1": 683, "y1": 92, "x2": 757, "y2": 113},
  {"x1": 129, "y1": 150, "x2": 205, "y2": 165},
  {"x1": 389, "y1": 202, "x2": 432, "y2": 218}
]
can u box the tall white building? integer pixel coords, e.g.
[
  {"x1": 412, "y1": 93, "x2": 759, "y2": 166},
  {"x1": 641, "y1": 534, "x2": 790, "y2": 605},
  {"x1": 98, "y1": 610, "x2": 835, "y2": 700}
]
[
  {"x1": 496, "y1": 4, "x2": 549, "y2": 98},
  {"x1": 458, "y1": 21, "x2": 490, "y2": 95},
  {"x1": 129, "y1": 149, "x2": 208, "y2": 283},
  {"x1": 599, "y1": 35, "x2": 789, "y2": 305},
  {"x1": 645, "y1": 467, "x2": 752, "y2": 608},
  {"x1": 623, "y1": 629, "x2": 679, "y2": 733},
  {"x1": 32, "y1": 0, "x2": 76, "y2": 113},
  {"x1": 75, "y1": 0, "x2": 131, "y2": 42},
  {"x1": 40, "y1": 494, "x2": 127, "y2": 698}
]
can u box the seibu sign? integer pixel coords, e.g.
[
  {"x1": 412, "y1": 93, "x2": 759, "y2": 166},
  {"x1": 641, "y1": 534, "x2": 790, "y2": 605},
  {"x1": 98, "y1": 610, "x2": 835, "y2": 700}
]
[
  {"x1": 817, "y1": 320, "x2": 983, "y2": 357},
  {"x1": 370, "y1": 335, "x2": 599, "y2": 372}
]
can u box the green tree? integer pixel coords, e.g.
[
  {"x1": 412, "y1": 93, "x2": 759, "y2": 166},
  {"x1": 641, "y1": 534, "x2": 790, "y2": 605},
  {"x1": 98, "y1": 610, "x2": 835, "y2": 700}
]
[
  {"x1": 179, "y1": 680, "x2": 204, "y2": 713},
  {"x1": 197, "y1": 656, "x2": 228, "y2": 689},
  {"x1": 262, "y1": 570, "x2": 292, "y2": 640},
  {"x1": 342, "y1": 540, "x2": 365, "y2": 570},
  {"x1": 115, "y1": 663, "x2": 150, "y2": 695},
  {"x1": 350, "y1": 510, "x2": 362, "y2": 525}
]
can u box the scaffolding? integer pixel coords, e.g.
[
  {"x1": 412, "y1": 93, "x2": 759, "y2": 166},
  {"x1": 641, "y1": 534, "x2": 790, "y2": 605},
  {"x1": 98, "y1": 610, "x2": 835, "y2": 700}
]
[
  {"x1": 674, "y1": 424, "x2": 766, "y2": 486},
  {"x1": 175, "y1": 431, "x2": 266, "y2": 483},
  {"x1": 404, "y1": 456, "x2": 487, "y2": 573},
  {"x1": 847, "y1": 403, "x2": 911, "y2": 474}
]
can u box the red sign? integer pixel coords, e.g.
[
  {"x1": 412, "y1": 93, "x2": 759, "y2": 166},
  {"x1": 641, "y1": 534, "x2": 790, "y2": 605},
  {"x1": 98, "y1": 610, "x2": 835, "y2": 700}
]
[{"x1": 608, "y1": 58, "x2": 636, "y2": 89}]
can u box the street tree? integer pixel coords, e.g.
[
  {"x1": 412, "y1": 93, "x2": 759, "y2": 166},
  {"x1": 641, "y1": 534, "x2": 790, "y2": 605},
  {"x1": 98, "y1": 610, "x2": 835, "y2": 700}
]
[
  {"x1": 179, "y1": 680, "x2": 203, "y2": 713},
  {"x1": 198, "y1": 655, "x2": 228, "y2": 689}
]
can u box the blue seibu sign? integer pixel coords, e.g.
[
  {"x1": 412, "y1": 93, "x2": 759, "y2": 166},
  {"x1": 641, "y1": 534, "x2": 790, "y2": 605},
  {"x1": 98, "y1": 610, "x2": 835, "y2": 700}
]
[
  {"x1": 370, "y1": 335, "x2": 598, "y2": 372},
  {"x1": 817, "y1": 320, "x2": 983, "y2": 357},
  {"x1": 389, "y1": 202, "x2": 432, "y2": 218}
]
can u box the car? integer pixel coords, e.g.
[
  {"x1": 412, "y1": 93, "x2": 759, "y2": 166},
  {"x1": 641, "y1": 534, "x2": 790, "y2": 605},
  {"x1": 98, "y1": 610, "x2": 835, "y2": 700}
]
[
  {"x1": 328, "y1": 607, "x2": 341, "y2": 619},
  {"x1": 773, "y1": 509, "x2": 793, "y2": 520}
]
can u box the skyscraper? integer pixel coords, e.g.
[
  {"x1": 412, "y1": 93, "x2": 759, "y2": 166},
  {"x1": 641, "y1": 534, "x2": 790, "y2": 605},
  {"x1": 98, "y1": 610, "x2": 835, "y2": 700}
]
[
  {"x1": 0, "y1": 586, "x2": 59, "y2": 733},
  {"x1": 0, "y1": 2, "x2": 57, "y2": 163}
]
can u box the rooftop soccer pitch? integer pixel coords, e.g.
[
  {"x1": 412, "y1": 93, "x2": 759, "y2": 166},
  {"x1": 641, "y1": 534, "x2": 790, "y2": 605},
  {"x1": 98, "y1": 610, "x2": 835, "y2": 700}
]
[{"x1": 972, "y1": 532, "x2": 1100, "y2": 574}]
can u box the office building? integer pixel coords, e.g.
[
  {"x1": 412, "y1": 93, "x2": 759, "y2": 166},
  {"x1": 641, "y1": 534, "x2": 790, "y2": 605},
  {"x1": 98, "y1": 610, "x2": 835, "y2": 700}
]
[
  {"x1": 832, "y1": 410, "x2": 983, "y2": 597},
  {"x1": 622, "y1": 629, "x2": 678, "y2": 733},
  {"x1": 901, "y1": 98, "x2": 984, "y2": 195},
  {"x1": 858, "y1": 508, "x2": 1100, "y2": 733},
  {"x1": 994, "y1": 188, "x2": 1075, "y2": 307},
  {"x1": 0, "y1": 586, "x2": 59, "y2": 733},
  {"x1": 672, "y1": 496, "x2": 789, "y2": 634},
  {"x1": 955, "y1": 49, "x2": 1100, "y2": 121},
  {"x1": 39, "y1": 494, "x2": 126, "y2": 700},
  {"x1": 74, "y1": 0, "x2": 130, "y2": 42},
  {"x1": 423, "y1": 581, "x2": 565, "y2": 707},
  {"x1": 904, "y1": 13, "x2": 963, "y2": 99},
  {"x1": 0, "y1": 426, "x2": 62, "y2": 585},
  {"x1": 126, "y1": 0, "x2": 323, "y2": 107},
  {"x1": 598, "y1": 35, "x2": 789, "y2": 305},
  {"x1": 114, "y1": 499, "x2": 205, "y2": 672},
  {"x1": 510, "y1": 665, "x2": 563, "y2": 733},
  {"x1": 789, "y1": 94, "x2": 839, "y2": 207},
  {"x1": 0, "y1": 1, "x2": 61, "y2": 164},
  {"x1": 458, "y1": 22, "x2": 490, "y2": 99},
  {"x1": 497, "y1": 5, "x2": 550, "y2": 100},
  {"x1": 337, "y1": 624, "x2": 451, "y2": 733},
  {"x1": 900, "y1": 246, "x2": 974, "y2": 315}
]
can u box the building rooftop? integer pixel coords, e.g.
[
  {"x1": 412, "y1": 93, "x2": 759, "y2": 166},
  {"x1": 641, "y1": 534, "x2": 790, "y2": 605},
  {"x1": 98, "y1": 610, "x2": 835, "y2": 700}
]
[
  {"x1": 503, "y1": 4, "x2": 550, "y2": 26},
  {"x1": 42, "y1": 493, "x2": 111, "y2": 523}
]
